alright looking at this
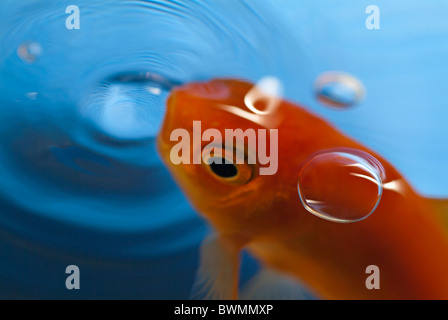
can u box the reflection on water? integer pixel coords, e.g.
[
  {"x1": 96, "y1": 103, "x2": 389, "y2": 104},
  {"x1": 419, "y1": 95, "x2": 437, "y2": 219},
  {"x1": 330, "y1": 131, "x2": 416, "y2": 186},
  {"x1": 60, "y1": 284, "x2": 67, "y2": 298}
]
[{"x1": 0, "y1": 0, "x2": 447, "y2": 298}]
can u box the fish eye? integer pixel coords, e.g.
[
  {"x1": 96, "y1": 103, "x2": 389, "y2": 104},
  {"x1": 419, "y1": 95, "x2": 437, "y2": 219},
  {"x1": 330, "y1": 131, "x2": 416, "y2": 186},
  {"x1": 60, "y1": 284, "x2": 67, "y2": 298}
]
[
  {"x1": 202, "y1": 149, "x2": 255, "y2": 185},
  {"x1": 207, "y1": 157, "x2": 238, "y2": 178}
]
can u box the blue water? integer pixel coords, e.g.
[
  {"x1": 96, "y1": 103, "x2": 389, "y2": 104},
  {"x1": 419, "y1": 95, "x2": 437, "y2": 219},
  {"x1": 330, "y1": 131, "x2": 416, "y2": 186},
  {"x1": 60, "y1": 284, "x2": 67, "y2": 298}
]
[{"x1": 0, "y1": 0, "x2": 446, "y2": 299}]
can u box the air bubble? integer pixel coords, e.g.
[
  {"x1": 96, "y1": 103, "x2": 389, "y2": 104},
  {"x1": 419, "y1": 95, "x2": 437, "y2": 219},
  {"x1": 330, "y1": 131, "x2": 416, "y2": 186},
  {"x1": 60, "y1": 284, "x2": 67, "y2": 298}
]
[
  {"x1": 298, "y1": 149, "x2": 384, "y2": 223},
  {"x1": 17, "y1": 41, "x2": 42, "y2": 63},
  {"x1": 314, "y1": 71, "x2": 365, "y2": 109}
]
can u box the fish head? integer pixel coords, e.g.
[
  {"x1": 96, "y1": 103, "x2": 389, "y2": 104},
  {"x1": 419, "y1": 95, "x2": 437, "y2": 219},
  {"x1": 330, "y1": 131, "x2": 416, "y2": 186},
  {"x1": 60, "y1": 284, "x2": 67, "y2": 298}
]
[{"x1": 157, "y1": 78, "x2": 290, "y2": 232}]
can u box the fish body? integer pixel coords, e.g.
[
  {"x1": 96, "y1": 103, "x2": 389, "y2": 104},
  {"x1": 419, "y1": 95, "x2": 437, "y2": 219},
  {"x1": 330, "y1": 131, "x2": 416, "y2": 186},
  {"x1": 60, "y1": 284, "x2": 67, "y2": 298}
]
[{"x1": 158, "y1": 79, "x2": 448, "y2": 300}]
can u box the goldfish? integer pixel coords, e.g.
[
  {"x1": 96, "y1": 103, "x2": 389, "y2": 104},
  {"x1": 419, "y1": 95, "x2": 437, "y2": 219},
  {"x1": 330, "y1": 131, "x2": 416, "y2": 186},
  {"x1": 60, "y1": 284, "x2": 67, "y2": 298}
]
[{"x1": 157, "y1": 78, "x2": 448, "y2": 300}]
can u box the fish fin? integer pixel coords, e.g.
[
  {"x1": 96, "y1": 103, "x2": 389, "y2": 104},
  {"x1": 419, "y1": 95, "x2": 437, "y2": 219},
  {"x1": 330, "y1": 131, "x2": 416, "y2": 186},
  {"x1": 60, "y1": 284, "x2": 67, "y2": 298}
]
[
  {"x1": 240, "y1": 267, "x2": 312, "y2": 300},
  {"x1": 190, "y1": 235, "x2": 241, "y2": 300},
  {"x1": 427, "y1": 198, "x2": 448, "y2": 225}
]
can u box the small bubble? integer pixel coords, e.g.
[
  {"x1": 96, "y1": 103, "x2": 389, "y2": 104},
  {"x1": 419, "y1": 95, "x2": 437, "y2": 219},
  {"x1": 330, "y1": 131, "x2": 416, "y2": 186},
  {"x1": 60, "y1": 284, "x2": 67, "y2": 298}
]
[
  {"x1": 298, "y1": 149, "x2": 384, "y2": 223},
  {"x1": 17, "y1": 41, "x2": 42, "y2": 63},
  {"x1": 314, "y1": 71, "x2": 365, "y2": 109},
  {"x1": 245, "y1": 76, "x2": 283, "y2": 115}
]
